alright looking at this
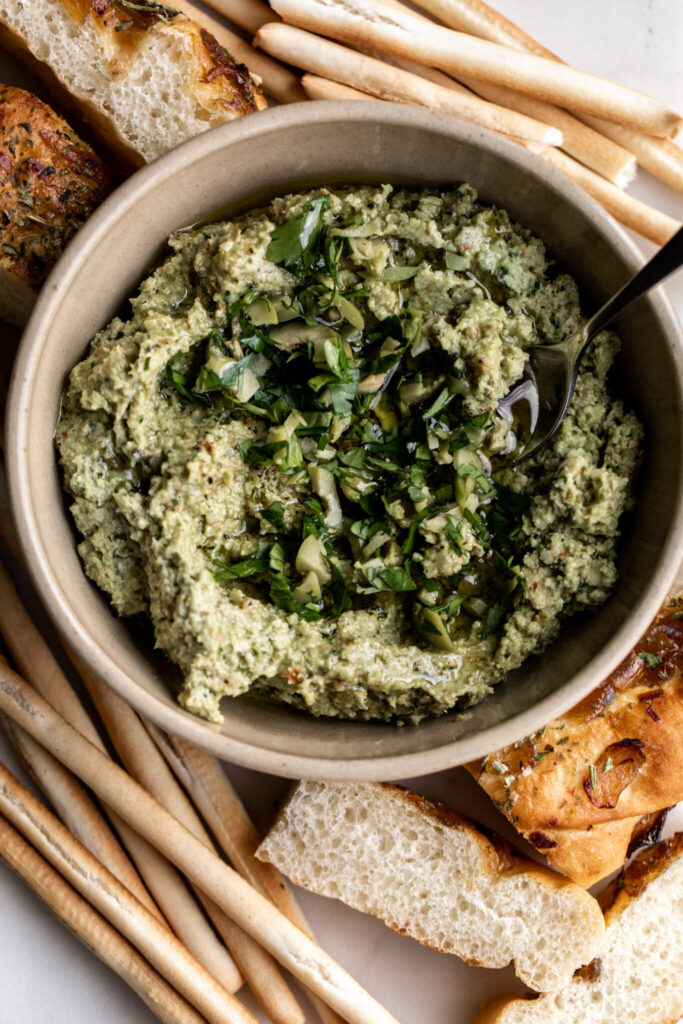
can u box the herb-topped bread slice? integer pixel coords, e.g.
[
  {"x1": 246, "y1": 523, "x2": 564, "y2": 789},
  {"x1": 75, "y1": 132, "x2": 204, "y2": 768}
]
[
  {"x1": 0, "y1": 84, "x2": 111, "y2": 326},
  {"x1": 469, "y1": 594, "x2": 683, "y2": 888},
  {"x1": 256, "y1": 780, "x2": 606, "y2": 993},
  {"x1": 0, "y1": 0, "x2": 266, "y2": 168}
]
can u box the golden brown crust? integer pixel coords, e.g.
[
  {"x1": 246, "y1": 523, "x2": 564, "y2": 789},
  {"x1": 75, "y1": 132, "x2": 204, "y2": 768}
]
[
  {"x1": 0, "y1": 0, "x2": 266, "y2": 171},
  {"x1": 468, "y1": 599, "x2": 683, "y2": 887},
  {"x1": 598, "y1": 832, "x2": 683, "y2": 920},
  {"x1": 0, "y1": 84, "x2": 111, "y2": 294},
  {"x1": 58, "y1": 0, "x2": 267, "y2": 118}
]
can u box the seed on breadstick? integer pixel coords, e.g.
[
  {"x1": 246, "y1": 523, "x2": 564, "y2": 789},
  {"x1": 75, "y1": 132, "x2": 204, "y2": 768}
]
[
  {"x1": 171, "y1": 0, "x2": 305, "y2": 103},
  {"x1": 76, "y1": 663, "x2": 305, "y2": 1024},
  {"x1": 0, "y1": 764, "x2": 256, "y2": 1024},
  {"x1": 256, "y1": 23, "x2": 563, "y2": 146},
  {"x1": 269, "y1": 0, "x2": 682, "y2": 137},
  {"x1": 539, "y1": 147, "x2": 681, "y2": 246},
  {"x1": 0, "y1": 659, "x2": 403, "y2": 1024},
  {"x1": 0, "y1": 561, "x2": 242, "y2": 995},
  {"x1": 0, "y1": 815, "x2": 211, "y2": 1024}
]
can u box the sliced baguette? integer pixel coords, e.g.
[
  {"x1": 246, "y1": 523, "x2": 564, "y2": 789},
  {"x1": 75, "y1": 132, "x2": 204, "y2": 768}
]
[
  {"x1": 256, "y1": 781, "x2": 605, "y2": 994},
  {"x1": 477, "y1": 833, "x2": 683, "y2": 1024},
  {"x1": 0, "y1": 83, "x2": 111, "y2": 326},
  {"x1": 0, "y1": 0, "x2": 266, "y2": 168}
]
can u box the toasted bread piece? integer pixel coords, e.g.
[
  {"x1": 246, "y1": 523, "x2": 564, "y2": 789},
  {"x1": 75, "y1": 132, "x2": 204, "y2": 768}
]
[
  {"x1": 0, "y1": 84, "x2": 111, "y2": 326},
  {"x1": 256, "y1": 781, "x2": 605, "y2": 993},
  {"x1": 0, "y1": 0, "x2": 266, "y2": 168},
  {"x1": 476, "y1": 833, "x2": 683, "y2": 1024},
  {"x1": 469, "y1": 598, "x2": 683, "y2": 888}
]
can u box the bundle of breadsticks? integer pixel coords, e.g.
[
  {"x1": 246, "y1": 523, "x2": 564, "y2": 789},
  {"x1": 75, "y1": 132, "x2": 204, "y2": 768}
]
[
  {"x1": 180, "y1": 0, "x2": 682, "y2": 245},
  {"x1": 0, "y1": 471, "x2": 392, "y2": 1024}
]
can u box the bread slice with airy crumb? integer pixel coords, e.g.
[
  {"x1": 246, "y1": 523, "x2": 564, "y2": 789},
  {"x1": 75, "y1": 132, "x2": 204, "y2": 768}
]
[
  {"x1": 0, "y1": 83, "x2": 111, "y2": 326},
  {"x1": 476, "y1": 833, "x2": 683, "y2": 1024},
  {"x1": 256, "y1": 781, "x2": 605, "y2": 993},
  {"x1": 0, "y1": 0, "x2": 266, "y2": 168}
]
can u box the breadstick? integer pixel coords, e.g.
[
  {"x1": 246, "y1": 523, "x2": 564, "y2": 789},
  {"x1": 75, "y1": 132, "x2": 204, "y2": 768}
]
[
  {"x1": 0, "y1": 562, "x2": 242, "y2": 995},
  {"x1": 0, "y1": 660, "x2": 402, "y2": 1024},
  {"x1": 77, "y1": 664, "x2": 305, "y2": 1024},
  {"x1": 170, "y1": 0, "x2": 305, "y2": 104},
  {"x1": 0, "y1": 765, "x2": 256, "y2": 1024},
  {"x1": 373, "y1": 0, "x2": 635, "y2": 185},
  {"x1": 580, "y1": 120, "x2": 683, "y2": 195},
  {"x1": 539, "y1": 147, "x2": 681, "y2": 246},
  {"x1": 269, "y1": 0, "x2": 681, "y2": 137},
  {"x1": 200, "y1": 0, "x2": 274, "y2": 34},
  {"x1": 0, "y1": 573, "x2": 159, "y2": 921},
  {"x1": 147, "y1": 726, "x2": 287, "y2": 904},
  {"x1": 410, "y1": 0, "x2": 683, "y2": 189},
  {"x1": 409, "y1": 0, "x2": 558, "y2": 57},
  {"x1": 1, "y1": 715, "x2": 163, "y2": 923},
  {"x1": 302, "y1": 75, "x2": 374, "y2": 101},
  {"x1": 256, "y1": 23, "x2": 563, "y2": 146},
  {"x1": 148, "y1": 727, "x2": 345, "y2": 1024},
  {"x1": 460, "y1": 77, "x2": 636, "y2": 186},
  {"x1": 145, "y1": 720, "x2": 342, "y2": 1024},
  {"x1": 0, "y1": 815, "x2": 211, "y2": 1024}
]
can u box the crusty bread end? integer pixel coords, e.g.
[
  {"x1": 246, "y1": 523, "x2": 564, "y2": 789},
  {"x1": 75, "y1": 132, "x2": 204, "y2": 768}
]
[
  {"x1": 257, "y1": 781, "x2": 605, "y2": 993},
  {"x1": 475, "y1": 834, "x2": 683, "y2": 1024},
  {"x1": 0, "y1": 0, "x2": 266, "y2": 167},
  {"x1": 0, "y1": 83, "x2": 111, "y2": 326}
]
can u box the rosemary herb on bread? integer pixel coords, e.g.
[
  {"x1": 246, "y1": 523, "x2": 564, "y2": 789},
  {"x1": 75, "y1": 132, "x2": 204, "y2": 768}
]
[
  {"x1": 256, "y1": 780, "x2": 605, "y2": 993},
  {"x1": 0, "y1": 83, "x2": 111, "y2": 326},
  {"x1": 470, "y1": 596, "x2": 683, "y2": 888},
  {"x1": 0, "y1": 0, "x2": 267, "y2": 167}
]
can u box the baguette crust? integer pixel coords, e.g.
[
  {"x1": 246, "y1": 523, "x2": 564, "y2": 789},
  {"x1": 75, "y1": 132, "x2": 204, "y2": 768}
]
[
  {"x1": 0, "y1": 0, "x2": 266, "y2": 167},
  {"x1": 61, "y1": 0, "x2": 265, "y2": 119},
  {"x1": 258, "y1": 780, "x2": 605, "y2": 993},
  {"x1": 0, "y1": 84, "x2": 111, "y2": 325},
  {"x1": 469, "y1": 599, "x2": 683, "y2": 887}
]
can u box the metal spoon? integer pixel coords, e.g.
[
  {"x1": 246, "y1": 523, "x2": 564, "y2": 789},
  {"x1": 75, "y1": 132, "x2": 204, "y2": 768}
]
[{"x1": 498, "y1": 226, "x2": 683, "y2": 463}]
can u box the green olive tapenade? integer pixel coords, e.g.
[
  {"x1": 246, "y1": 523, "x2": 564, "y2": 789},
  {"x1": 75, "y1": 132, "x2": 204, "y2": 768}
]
[{"x1": 57, "y1": 184, "x2": 643, "y2": 723}]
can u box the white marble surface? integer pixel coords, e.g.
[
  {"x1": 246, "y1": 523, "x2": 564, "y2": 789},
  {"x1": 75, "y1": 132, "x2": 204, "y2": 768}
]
[{"x1": 1, "y1": 2, "x2": 682, "y2": 1022}]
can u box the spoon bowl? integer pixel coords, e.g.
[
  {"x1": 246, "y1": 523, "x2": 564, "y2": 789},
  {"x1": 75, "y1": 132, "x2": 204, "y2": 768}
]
[{"x1": 499, "y1": 226, "x2": 683, "y2": 464}]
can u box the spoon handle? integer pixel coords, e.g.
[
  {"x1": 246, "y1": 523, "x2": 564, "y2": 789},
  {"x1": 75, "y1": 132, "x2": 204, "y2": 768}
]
[{"x1": 582, "y1": 226, "x2": 683, "y2": 343}]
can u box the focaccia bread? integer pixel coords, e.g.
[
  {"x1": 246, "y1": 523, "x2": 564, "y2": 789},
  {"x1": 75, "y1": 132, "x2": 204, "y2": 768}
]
[
  {"x1": 0, "y1": 0, "x2": 267, "y2": 167},
  {"x1": 0, "y1": 83, "x2": 111, "y2": 326},
  {"x1": 257, "y1": 780, "x2": 606, "y2": 993},
  {"x1": 469, "y1": 596, "x2": 683, "y2": 888},
  {"x1": 476, "y1": 833, "x2": 683, "y2": 1024}
]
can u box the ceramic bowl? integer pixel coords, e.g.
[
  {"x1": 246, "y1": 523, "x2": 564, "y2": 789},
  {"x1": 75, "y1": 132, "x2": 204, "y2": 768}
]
[{"x1": 7, "y1": 102, "x2": 683, "y2": 779}]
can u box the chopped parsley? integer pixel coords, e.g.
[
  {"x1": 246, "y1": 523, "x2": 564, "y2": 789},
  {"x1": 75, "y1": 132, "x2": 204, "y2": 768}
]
[{"x1": 162, "y1": 193, "x2": 528, "y2": 641}]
